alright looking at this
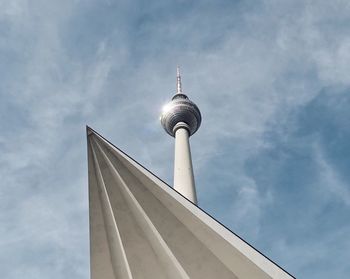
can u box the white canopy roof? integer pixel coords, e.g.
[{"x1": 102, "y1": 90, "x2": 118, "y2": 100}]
[{"x1": 87, "y1": 127, "x2": 294, "y2": 279}]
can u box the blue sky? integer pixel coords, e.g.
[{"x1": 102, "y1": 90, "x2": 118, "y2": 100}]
[{"x1": 1, "y1": 0, "x2": 350, "y2": 278}]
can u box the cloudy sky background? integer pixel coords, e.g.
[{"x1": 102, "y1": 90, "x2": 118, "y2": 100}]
[{"x1": 1, "y1": 0, "x2": 350, "y2": 278}]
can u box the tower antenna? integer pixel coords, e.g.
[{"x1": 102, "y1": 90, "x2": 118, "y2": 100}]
[{"x1": 176, "y1": 66, "x2": 182, "y2": 94}]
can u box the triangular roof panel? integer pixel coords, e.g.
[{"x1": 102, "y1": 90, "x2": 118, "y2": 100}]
[{"x1": 87, "y1": 126, "x2": 295, "y2": 279}]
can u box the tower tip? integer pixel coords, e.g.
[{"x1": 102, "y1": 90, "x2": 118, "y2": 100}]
[{"x1": 176, "y1": 66, "x2": 182, "y2": 94}]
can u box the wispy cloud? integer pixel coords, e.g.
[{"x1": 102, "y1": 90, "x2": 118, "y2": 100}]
[{"x1": 314, "y1": 143, "x2": 350, "y2": 206}]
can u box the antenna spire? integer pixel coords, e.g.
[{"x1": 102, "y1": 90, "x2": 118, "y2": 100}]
[{"x1": 176, "y1": 66, "x2": 182, "y2": 94}]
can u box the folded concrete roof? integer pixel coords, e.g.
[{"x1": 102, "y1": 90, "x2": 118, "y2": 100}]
[{"x1": 87, "y1": 126, "x2": 295, "y2": 279}]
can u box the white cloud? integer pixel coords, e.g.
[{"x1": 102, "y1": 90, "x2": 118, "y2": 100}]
[{"x1": 313, "y1": 143, "x2": 350, "y2": 206}]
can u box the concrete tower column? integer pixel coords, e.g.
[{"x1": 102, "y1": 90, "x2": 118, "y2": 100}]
[
  {"x1": 160, "y1": 67, "x2": 201, "y2": 204},
  {"x1": 173, "y1": 122, "x2": 197, "y2": 203}
]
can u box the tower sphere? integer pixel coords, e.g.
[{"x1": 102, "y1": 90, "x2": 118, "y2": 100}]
[{"x1": 160, "y1": 68, "x2": 201, "y2": 137}]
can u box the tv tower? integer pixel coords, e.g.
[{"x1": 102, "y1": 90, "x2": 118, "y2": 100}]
[{"x1": 160, "y1": 67, "x2": 202, "y2": 204}]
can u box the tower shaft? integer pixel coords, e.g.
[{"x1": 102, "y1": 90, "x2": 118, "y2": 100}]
[{"x1": 173, "y1": 124, "x2": 197, "y2": 204}]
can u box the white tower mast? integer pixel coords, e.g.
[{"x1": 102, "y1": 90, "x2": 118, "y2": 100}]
[{"x1": 160, "y1": 67, "x2": 202, "y2": 204}]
